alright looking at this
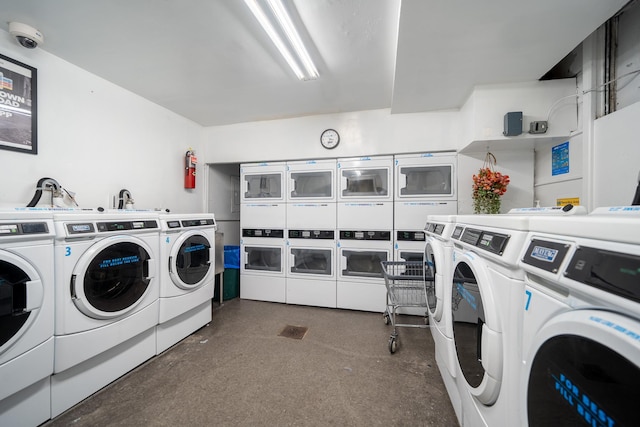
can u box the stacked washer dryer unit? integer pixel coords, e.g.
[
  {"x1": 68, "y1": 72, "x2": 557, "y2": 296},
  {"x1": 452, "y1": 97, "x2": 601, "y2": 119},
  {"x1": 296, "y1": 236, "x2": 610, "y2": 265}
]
[
  {"x1": 285, "y1": 159, "x2": 337, "y2": 308},
  {"x1": 422, "y1": 214, "x2": 460, "y2": 420},
  {"x1": 395, "y1": 152, "x2": 457, "y2": 317},
  {"x1": 519, "y1": 206, "x2": 640, "y2": 426},
  {"x1": 0, "y1": 210, "x2": 55, "y2": 426},
  {"x1": 157, "y1": 213, "x2": 217, "y2": 354},
  {"x1": 448, "y1": 214, "x2": 531, "y2": 427},
  {"x1": 336, "y1": 156, "x2": 393, "y2": 312},
  {"x1": 50, "y1": 210, "x2": 160, "y2": 417},
  {"x1": 394, "y1": 152, "x2": 457, "y2": 264},
  {"x1": 240, "y1": 162, "x2": 287, "y2": 303}
]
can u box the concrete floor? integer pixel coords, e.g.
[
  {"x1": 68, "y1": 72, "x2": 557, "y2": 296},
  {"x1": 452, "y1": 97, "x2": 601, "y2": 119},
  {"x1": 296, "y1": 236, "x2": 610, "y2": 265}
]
[{"x1": 45, "y1": 299, "x2": 458, "y2": 426}]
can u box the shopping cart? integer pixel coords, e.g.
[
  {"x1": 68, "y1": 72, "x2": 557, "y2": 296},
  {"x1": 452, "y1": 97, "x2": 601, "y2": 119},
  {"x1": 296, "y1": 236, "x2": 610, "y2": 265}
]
[{"x1": 381, "y1": 260, "x2": 431, "y2": 353}]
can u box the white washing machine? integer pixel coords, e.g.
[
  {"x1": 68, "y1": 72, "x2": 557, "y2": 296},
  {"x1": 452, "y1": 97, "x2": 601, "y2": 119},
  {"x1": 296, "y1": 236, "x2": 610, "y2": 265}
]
[
  {"x1": 241, "y1": 162, "x2": 286, "y2": 228},
  {"x1": 0, "y1": 211, "x2": 55, "y2": 427},
  {"x1": 336, "y1": 229, "x2": 392, "y2": 312},
  {"x1": 519, "y1": 207, "x2": 640, "y2": 426},
  {"x1": 286, "y1": 159, "x2": 336, "y2": 230},
  {"x1": 449, "y1": 214, "x2": 530, "y2": 427},
  {"x1": 157, "y1": 213, "x2": 217, "y2": 355},
  {"x1": 286, "y1": 229, "x2": 336, "y2": 308},
  {"x1": 240, "y1": 227, "x2": 286, "y2": 303},
  {"x1": 50, "y1": 211, "x2": 160, "y2": 417},
  {"x1": 422, "y1": 214, "x2": 460, "y2": 421}
]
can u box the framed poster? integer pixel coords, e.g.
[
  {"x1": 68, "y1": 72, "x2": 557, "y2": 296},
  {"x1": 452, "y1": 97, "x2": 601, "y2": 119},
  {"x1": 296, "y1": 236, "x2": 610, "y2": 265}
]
[{"x1": 0, "y1": 53, "x2": 37, "y2": 154}]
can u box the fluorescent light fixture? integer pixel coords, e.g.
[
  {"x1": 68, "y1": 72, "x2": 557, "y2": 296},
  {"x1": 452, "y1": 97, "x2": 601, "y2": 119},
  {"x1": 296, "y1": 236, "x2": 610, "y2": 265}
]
[{"x1": 244, "y1": 0, "x2": 318, "y2": 80}]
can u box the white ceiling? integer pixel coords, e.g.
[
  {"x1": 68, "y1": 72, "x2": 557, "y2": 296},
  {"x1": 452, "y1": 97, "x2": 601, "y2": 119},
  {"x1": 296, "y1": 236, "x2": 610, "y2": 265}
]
[{"x1": 0, "y1": 0, "x2": 628, "y2": 127}]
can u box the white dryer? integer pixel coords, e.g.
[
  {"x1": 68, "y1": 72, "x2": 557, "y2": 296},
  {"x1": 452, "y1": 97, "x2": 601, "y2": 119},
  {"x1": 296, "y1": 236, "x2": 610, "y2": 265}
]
[
  {"x1": 286, "y1": 229, "x2": 336, "y2": 308},
  {"x1": 240, "y1": 227, "x2": 286, "y2": 303},
  {"x1": 157, "y1": 213, "x2": 217, "y2": 354},
  {"x1": 0, "y1": 211, "x2": 55, "y2": 427},
  {"x1": 51, "y1": 211, "x2": 160, "y2": 417},
  {"x1": 241, "y1": 162, "x2": 286, "y2": 229},
  {"x1": 286, "y1": 159, "x2": 336, "y2": 230},
  {"x1": 449, "y1": 214, "x2": 530, "y2": 427},
  {"x1": 519, "y1": 207, "x2": 640, "y2": 426},
  {"x1": 393, "y1": 152, "x2": 457, "y2": 230}
]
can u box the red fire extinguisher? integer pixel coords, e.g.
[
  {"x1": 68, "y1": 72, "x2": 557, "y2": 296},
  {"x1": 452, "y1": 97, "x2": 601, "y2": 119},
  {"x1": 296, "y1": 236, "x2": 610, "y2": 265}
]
[{"x1": 184, "y1": 149, "x2": 197, "y2": 189}]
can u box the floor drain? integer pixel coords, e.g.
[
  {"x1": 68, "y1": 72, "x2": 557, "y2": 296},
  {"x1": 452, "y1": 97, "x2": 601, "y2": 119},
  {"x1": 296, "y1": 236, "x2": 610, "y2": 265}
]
[{"x1": 279, "y1": 325, "x2": 308, "y2": 340}]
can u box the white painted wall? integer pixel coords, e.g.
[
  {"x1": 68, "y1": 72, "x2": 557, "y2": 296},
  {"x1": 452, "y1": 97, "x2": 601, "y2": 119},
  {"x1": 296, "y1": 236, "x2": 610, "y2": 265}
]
[
  {"x1": 592, "y1": 101, "x2": 640, "y2": 207},
  {"x1": 533, "y1": 135, "x2": 584, "y2": 206},
  {"x1": 207, "y1": 163, "x2": 241, "y2": 246},
  {"x1": 457, "y1": 151, "x2": 535, "y2": 214},
  {"x1": 0, "y1": 31, "x2": 204, "y2": 213},
  {"x1": 201, "y1": 109, "x2": 463, "y2": 163}
]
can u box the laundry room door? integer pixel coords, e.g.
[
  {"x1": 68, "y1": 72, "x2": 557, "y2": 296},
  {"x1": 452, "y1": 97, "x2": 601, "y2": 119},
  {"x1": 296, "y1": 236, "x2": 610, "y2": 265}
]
[
  {"x1": 169, "y1": 231, "x2": 212, "y2": 289},
  {"x1": 70, "y1": 237, "x2": 155, "y2": 319},
  {"x1": 451, "y1": 253, "x2": 503, "y2": 405},
  {"x1": 0, "y1": 253, "x2": 42, "y2": 352}
]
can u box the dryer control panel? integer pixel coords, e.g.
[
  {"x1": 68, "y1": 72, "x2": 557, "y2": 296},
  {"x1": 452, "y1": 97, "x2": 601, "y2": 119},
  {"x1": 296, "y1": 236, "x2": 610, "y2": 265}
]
[{"x1": 453, "y1": 226, "x2": 509, "y2": 256}]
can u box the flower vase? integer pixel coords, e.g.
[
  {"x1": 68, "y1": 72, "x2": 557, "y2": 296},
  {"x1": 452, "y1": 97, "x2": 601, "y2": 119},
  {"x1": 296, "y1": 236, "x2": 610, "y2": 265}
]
[{"x1": 473, "y1": 192, "x2": 501, "y2": 214}]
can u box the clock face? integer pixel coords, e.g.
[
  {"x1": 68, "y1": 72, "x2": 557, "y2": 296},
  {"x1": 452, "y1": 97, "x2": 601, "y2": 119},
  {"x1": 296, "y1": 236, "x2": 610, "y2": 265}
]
[{"x1": 321, "y1": 129, "x2": 340, "y2": 149}]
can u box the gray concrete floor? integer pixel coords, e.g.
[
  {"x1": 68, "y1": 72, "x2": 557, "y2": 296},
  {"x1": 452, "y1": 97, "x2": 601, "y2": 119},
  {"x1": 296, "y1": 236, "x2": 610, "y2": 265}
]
[{"x1": 45, "y1": 299, "x2": 458, "y2": 426}]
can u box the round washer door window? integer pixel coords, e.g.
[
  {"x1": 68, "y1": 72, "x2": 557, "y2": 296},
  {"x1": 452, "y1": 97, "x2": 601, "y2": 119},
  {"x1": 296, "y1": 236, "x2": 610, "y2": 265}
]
[
  {"x1": 0, "y1": 253, "x2": 43, "y2": 352},
  {"x1": 451, "y1": 254, "x2": 503, "y2": 405},
  {"x1": 72, "y1": 236, "x2": 155, "y2": 319},
  {"x1": 171, "y1": 231, "x2": 212, "y2": 289},
  {"x1": 526, "y1": 310, "x2": 640, "y2": 427}
]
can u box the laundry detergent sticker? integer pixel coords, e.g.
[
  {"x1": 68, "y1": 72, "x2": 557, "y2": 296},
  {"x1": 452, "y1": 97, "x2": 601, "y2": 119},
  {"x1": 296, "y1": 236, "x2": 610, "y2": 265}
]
[
  {"x1": 184, "y1": 244, "x2": 206, "y2": 253},
  {"x1": 99, "y1": 255, "x2": 140, "y2": 268},
  {"x1": 531, "y1": 246, "x2": 558, "y2": 263}
]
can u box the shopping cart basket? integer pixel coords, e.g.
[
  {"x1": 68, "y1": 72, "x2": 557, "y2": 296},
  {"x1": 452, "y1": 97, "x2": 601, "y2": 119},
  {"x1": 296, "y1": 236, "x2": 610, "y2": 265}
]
[{"x1": 381, "y1": 260, "x2": 431, "y2": 353}]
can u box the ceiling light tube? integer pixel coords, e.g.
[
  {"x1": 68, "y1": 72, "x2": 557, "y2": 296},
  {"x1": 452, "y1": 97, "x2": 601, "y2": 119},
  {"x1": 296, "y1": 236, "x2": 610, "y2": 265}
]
[
  {"x1": 244, "y1": 0, "x2": 317, "y2": 81},
  {"x1": 266, "y1": 0, "x2": 318, "y2": 80}
]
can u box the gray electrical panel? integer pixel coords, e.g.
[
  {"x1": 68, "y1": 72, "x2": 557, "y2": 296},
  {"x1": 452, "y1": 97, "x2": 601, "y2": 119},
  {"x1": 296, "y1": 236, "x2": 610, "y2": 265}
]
[{"x1": 503, "y1": 111, "x2": 523, "y2": 136}]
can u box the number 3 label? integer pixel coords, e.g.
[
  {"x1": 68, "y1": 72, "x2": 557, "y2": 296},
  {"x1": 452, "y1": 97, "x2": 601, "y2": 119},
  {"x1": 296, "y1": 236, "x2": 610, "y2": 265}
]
[{"x1": 65, "y1": 246, "x2": 71, "y2": 256}]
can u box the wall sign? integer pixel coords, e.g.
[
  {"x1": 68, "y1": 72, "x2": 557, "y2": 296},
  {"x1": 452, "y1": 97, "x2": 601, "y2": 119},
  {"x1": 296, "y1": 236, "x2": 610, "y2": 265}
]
[
  {"x1": 0, "y1": 54, "x2": 38, "y2": 155},
  {"x1": 551, "y1": 141, "x2": 569, "y2": 176}
]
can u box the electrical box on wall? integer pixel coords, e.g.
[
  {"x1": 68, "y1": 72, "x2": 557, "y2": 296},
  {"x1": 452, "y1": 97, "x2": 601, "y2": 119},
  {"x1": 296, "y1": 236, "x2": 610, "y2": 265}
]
[{"x1": 503, "y1": 111, "x2": 523, "y2": 136}]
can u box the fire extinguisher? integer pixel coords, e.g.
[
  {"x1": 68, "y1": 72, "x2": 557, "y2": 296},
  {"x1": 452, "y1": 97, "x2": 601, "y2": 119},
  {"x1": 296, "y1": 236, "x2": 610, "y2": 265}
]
[{"x1": 184, "y1": 149, "x2": 197, "y2": 189}]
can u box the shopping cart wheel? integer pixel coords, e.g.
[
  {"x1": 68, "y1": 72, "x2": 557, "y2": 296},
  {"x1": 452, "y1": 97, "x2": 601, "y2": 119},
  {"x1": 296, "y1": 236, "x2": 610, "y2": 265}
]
[
  {"x1": 388, "y1": 336, "x2": 398, "y2": 354},
  {"x1": 383, "y1": 312, "x2": 390, "y2": 325}
]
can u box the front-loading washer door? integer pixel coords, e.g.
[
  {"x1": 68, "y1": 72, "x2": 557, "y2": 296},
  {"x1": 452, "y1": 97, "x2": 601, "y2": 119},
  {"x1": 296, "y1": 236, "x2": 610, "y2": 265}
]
[
  {"x1": 71, "y1": 236, "x2": 155, "y2": 320},
  {"x1": 451, "y1": 253, "x2": 503, "y2": 405},
  {"x1": 170, "y1": 230, "x2": 212, "y2": 290},
  {"x1": 0, "y1": 252, "x2": 43, "y2": 353},
  {"x1": 424, "y1": 239, "x2": 442, "y2": 322},
  {"x1": 525, "y1": 310, "x2": 640, "y2": 427}
]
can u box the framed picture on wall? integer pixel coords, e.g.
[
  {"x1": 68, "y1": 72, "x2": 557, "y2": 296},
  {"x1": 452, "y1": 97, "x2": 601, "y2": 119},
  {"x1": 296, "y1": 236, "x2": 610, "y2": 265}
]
[{"x1": 0, "y1": 53, "x2": 37, "y2": 155}]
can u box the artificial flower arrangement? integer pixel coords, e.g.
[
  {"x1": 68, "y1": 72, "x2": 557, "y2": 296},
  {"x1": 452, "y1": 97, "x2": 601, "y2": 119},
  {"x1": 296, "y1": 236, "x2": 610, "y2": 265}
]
[{"x1": 472, "y1": 152, "x2": 510, "y2": 214}]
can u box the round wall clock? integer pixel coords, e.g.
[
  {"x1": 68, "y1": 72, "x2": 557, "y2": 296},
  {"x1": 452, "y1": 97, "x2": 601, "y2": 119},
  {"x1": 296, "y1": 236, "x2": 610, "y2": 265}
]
[{"x1": 320, "y1": 129, "x2": 340, "y2": 149}]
